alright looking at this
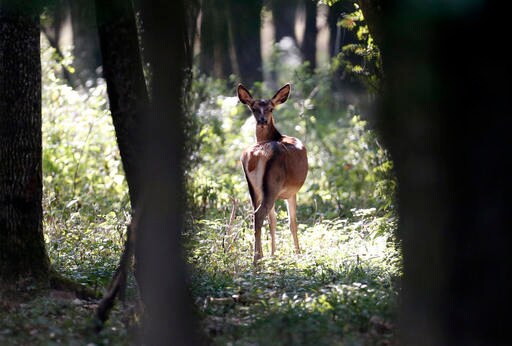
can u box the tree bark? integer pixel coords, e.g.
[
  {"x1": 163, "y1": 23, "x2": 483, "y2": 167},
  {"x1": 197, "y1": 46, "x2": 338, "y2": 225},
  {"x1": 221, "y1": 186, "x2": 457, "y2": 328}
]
[
  {"x1": 0, "y1": 3, "x2": 50, "y2": 282},
  {"x1": 95, "y1": 0, "x2": 148, "y2": 209},
  {"x1": 136, "y1": 0, "x2": 198, "y2": 344},
  {"x1": 377, "y1": 1, "x2": 512, "y2": 344}
]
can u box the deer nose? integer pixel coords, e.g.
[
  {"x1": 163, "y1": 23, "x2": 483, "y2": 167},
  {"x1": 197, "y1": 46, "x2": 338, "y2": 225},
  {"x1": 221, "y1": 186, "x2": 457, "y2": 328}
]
[{"x1": 257, "y1": 117, "x2": 267, "y2": 125}]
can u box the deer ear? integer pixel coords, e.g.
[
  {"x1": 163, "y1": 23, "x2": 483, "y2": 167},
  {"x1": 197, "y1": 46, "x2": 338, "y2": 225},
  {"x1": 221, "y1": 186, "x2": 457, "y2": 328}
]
[
  {"x1": 271, "y1": 83, "x2": 291, "y2": 106},
  {"x1": 237, "y1": 84, "x2": 253, "y2": 105}
]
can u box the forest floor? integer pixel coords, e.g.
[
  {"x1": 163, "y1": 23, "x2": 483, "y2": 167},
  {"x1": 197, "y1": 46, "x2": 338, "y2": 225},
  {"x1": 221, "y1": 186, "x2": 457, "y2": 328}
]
[
  {"x1": 187, "y1": 208, "x2": 400, "y2": 345},
  {"x1": 0, "y1": 283, "x2": 133, "y2": 345},
  {"x1": 1, "y1": 211, "x2": 400, "y2": 346}
]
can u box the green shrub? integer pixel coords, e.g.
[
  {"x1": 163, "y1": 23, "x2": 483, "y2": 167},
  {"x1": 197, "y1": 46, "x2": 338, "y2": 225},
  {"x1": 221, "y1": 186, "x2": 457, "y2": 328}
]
[
  {"x1": 41, "y1": 38, "x2": 130, "y2": 288},
  {"x1": 186, "y1": 65, "x2": 395, "y2": 221}
]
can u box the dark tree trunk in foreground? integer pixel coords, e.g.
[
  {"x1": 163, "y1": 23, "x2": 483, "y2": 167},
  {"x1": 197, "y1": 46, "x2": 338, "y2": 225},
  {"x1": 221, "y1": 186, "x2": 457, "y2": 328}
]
[
  {"x1": 95, "y1": 0, "x2": 149, "y2": 208},
  {"x1": 376, "y1": 2, "x2": 512, "y2": 344},
  {"x1": 0, "y1": 3, "x2": 50, "y2": 282},
  {"x1": 228, "y1": 0, "x2": 262, "y2": 86},
  {"x1": 136, "y1": 0, "x2": 197, "y2": 344}
]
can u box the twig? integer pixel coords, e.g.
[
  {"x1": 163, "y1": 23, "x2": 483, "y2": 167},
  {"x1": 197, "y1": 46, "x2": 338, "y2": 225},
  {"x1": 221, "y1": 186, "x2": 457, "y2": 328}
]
[
  {"x1": 225, "y1": 208, "x2": 253, "y2": 253},
  {"x1": 223, "y1": 198, "x2": 238, "y2": 253},
  {"x1": 94, "y1": 209, "x2": 139, "y2": 333}
]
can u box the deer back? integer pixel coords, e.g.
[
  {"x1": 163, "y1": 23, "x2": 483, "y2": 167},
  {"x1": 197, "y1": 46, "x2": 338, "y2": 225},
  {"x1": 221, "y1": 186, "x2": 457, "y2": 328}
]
[{"x1": 241, "y1": 135, "x2": 307, "y2": 202}]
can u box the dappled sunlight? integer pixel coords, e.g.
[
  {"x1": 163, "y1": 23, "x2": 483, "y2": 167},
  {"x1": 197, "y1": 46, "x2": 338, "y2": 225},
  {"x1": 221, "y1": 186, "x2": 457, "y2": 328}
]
[
  {"x1": 41, "y1": 39, "x2": 130, "y2": 288},
  {"x1": 186, "y1": 48, "x2": 399, "y2": 342},
  {"x1": 186, "y1": 204, "x2": 399, "y2": 344}
]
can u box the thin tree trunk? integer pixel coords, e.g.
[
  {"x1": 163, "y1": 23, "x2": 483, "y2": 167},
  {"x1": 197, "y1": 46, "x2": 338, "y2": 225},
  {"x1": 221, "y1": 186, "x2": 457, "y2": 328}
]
[
  {"x1": 199, "y1": 0, "x2": 232, "y2": 79},
  {"x1": 228, "y1": 0, "x2": 263, "y2": 86},
  {"x1": 69, "y1": 0, "x2": 102, "y2": 87},
  {"x1": 40, "y1": 0, "x2": 75, "y2": 86},
  {"x1": 328, "y1": 1, "x2": 358, "y2": 57},
  {"x1": 136, "y1": 0, "x2": 198, "y2": 343},
  {"x1": 0, "y1": 3, "x2": 50, "y2": 282},
  {"x1": 271, "y1": 0, "x2": 298, "y2": 44},
  {"x1": 95, "y1": 0, "x2": 148, "y2": 209},
  {"x1": 301, "y1": 0, "x2": 317, "y2": 69}
]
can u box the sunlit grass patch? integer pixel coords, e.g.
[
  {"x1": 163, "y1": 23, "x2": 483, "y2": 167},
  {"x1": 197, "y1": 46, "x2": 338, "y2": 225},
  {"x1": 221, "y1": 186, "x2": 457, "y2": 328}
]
[
  {"x1": 187, "y1": 207, "x2": 400, "y2": 344},
  {"x1": 41, "y1": 39, "x2": 130, "y2": 289}
]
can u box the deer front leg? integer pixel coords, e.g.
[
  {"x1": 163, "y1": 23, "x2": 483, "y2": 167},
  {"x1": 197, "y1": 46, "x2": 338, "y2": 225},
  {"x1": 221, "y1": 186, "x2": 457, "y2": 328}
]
[
  {"x1": 269, "y1": 205, "x2": 277, "y2": 256},
  {"x1": 253, "y1": 204, "x2": 267, "y2": 263},
  {"x1": 286, "y1": 195, "x2": 301, "y2": 254}
]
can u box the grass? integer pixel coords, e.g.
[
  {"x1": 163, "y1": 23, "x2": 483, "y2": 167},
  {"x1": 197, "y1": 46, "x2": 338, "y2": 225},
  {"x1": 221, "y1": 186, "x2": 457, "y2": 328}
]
[
  {"x1": 0, "y1": 283, "x2": 133, "y2": 345},
  {"x1": 1, "y1": 201, "x2": 400, "y2": 345},
  {"x1": 187, "y1": 205, "x2": 400, "y2": 345}
]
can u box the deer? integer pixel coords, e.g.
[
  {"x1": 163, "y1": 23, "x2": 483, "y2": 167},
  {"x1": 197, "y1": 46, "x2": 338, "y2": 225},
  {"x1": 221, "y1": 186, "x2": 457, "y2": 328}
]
[{"x1": 238, "y1": 83, "x2": 308, "y2": 264}]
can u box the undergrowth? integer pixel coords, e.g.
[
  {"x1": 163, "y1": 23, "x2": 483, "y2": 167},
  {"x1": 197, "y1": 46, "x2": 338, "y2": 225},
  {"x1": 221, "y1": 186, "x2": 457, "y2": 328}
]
[
  {"x1": 1, "y1": 35, "x2": 401, "y2": 345},
  {"x1": 186, "y1": 206, "x2": 400, "y2": 345}
]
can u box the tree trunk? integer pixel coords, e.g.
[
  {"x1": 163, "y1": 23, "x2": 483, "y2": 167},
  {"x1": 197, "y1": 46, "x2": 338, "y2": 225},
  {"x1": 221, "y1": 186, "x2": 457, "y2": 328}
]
[
  {"x1": 69, "y1": 0, "x2": 102, "y2": 87},
  {"x1": 271, "y1": 0, "x2": 298, "y2": 44},
  {"x1": 40, "y1": 0, "x2": 75, "y2": 86},
  {"x1": 95, "y1": 0, "x2": 149, "y2": 209},
  {"x1": 0, "y1": 3, "x2": 50, "y2": 282},
  {"x1": 300, "y1": 0, "x2": 316, "y2": 69},
  {"x1": 228, "y1": 0, "x2": 263, "y2": 86},
  {"x1": 377, "y1": 2, "x2": 512, "y2": 344},
  {"x1": 184, "y1": 0, "x2": 201, "y2": 67},
  {"x1": 199, "y1": 0, "x2": 232, "y2": 79},
  {"x1": 136, "y1": 0, "x2": 198, "y2": 344}
]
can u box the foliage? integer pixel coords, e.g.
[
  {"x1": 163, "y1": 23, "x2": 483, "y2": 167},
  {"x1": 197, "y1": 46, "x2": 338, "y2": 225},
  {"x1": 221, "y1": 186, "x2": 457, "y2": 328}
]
[
  {"x1": 186, "y1": 206, "x2": 399, "y2": 345},
  {"x1": 0, "y1": 37, "x2": 134, "y2": 346},
  {"x1": 186, "y1": 64, "x2": 395, "y2": 221},
  {"x1": 185, "y1": 51, "x2": 399, "y2": 343},
  {"x1": 0, "y1": 284, "x2": 131, "y2": 345},
  {"x1": 2, "y1": 26, "x2": 399, "y2": 346},
  {"x1": 41, "y1": 38, "x2": 130, "y2": 289},
  {"x1": 325, "y1": 1, "x2": 383, "y2": 93}
]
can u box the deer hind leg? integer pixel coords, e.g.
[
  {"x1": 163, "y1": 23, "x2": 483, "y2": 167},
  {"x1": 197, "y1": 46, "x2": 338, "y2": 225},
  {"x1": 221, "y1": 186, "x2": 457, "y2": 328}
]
[
  {"x1": 253, "y1": 190, "x2": 280, "y2": 264},
  {"x1": 268, "y1": 205, "x2": 277, "y2": 256},
  {"x1": 253, "y1": 198, "x2": 273, "y2": 263},
  {"x1": 286, "y1": 195, "x2": 301, "y2": 254}
]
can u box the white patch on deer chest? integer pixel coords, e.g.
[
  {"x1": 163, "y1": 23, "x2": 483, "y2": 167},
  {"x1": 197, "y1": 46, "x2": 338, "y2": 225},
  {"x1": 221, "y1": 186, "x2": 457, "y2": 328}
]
[{"x1": 245, "y1": 144, "x2": 273, "y2": 200}]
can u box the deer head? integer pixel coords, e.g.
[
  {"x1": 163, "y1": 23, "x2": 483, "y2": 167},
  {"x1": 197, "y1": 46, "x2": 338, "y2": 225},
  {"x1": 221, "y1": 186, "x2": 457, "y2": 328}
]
[{"x1": 237, "y1": 83, "x2": 291, "y2": 127}]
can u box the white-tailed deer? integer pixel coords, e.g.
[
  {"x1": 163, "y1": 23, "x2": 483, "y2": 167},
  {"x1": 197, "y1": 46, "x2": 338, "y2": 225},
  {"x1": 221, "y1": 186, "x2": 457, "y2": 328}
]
[{"x1": 238, "y1": 83, "x2": 308, "y2": 264}]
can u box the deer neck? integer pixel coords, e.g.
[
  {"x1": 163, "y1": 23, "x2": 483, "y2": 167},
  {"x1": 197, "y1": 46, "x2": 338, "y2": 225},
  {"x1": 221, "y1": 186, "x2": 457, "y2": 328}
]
[{"x1": 256, "y1": 118, "x2": 282, "y2": 143}]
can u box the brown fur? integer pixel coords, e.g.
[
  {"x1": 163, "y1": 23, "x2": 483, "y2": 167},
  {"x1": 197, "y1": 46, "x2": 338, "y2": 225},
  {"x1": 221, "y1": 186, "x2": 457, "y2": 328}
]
[{"x1": 238, "y1": 84, "x2": 308, "y2": 263}]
